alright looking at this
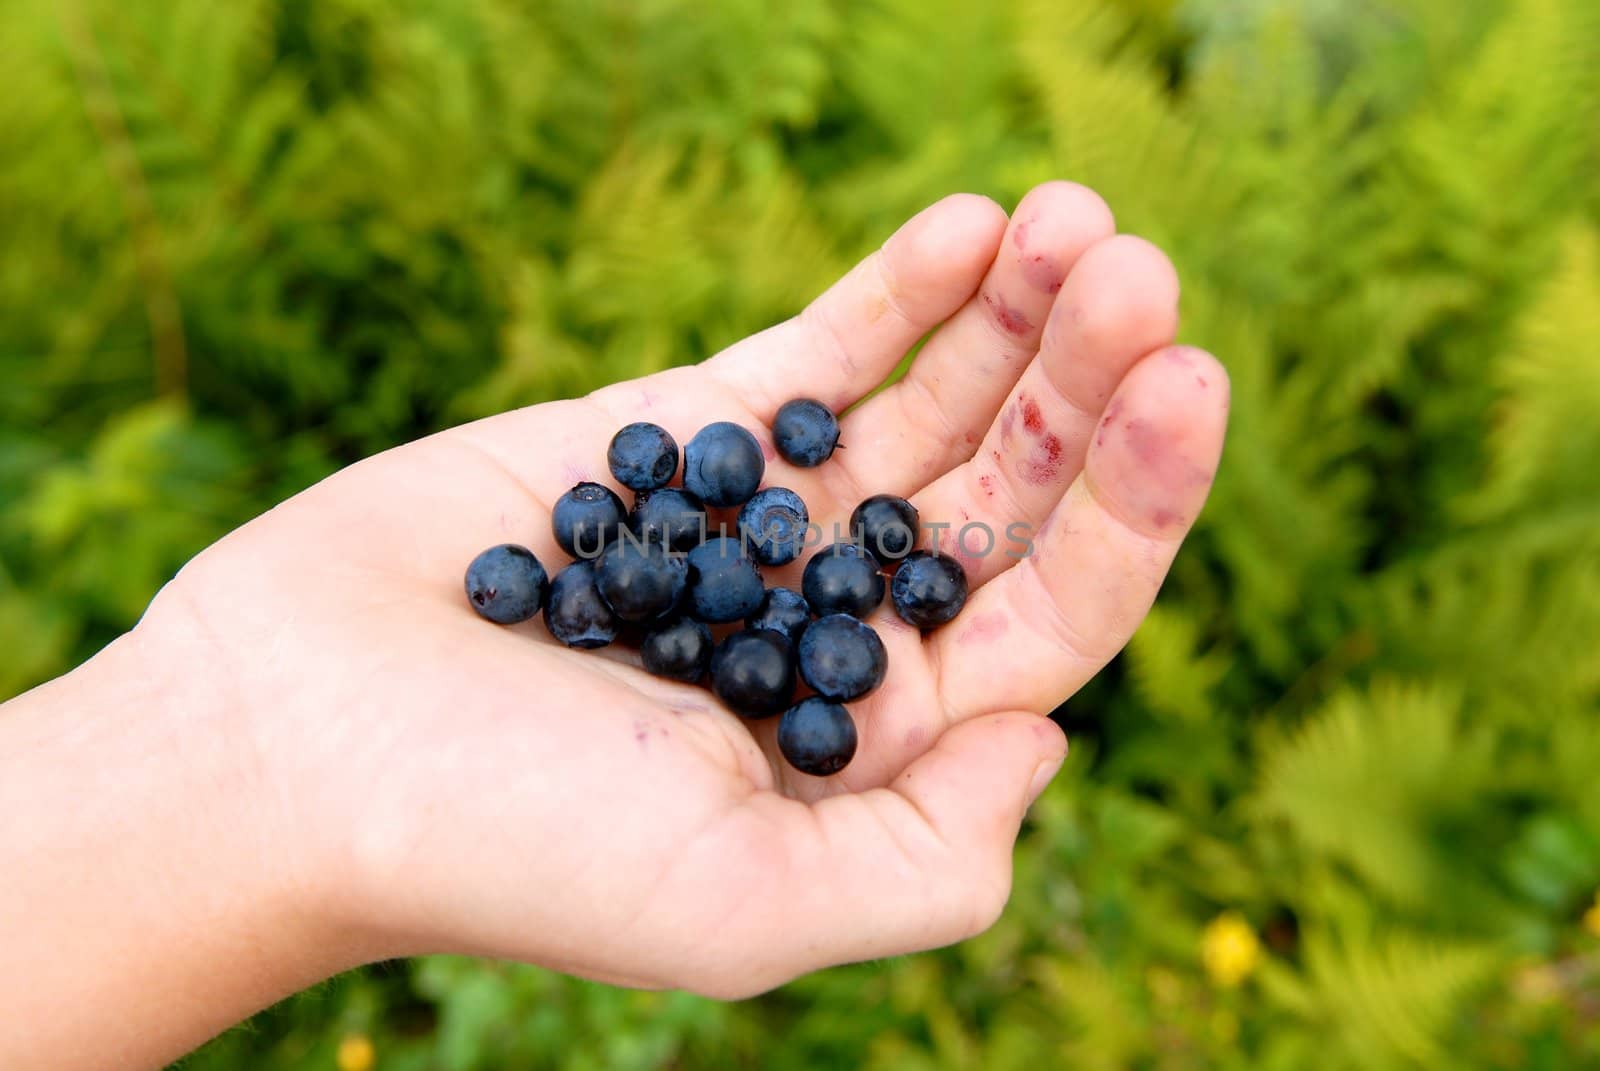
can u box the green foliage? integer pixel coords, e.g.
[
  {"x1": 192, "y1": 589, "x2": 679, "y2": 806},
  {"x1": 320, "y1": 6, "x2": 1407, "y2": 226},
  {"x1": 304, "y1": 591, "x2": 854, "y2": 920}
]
[{"x1": 2, "y1": 0, "x2": 1599, "y2": 1067}]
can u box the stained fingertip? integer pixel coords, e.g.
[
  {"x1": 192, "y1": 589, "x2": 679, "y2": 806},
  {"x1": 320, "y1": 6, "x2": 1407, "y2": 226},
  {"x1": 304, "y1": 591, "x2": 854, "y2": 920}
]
[
  {"x1": 1086, "y1": 345, "x2": 1228, "y2": 539},
  {"x1": 1008, "y1": 182, "x2": 1116, "y2": 294}
]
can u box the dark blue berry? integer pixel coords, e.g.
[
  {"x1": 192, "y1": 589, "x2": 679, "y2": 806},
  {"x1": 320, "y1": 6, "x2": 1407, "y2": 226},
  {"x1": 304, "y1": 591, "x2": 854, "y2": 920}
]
[
  {"x1": 797, "y1": 613, "x2": 887, "y2": 701},
  {"x1": 544, "y1": 560, "x2": 620, "y2": 648},
  {"x1": 851, "y1": 494, "x2": 920, "y2": 563},
  {"x1": 710, "y1": 630, "x2": 796, "y2": 719},
  {"x1": 640, "y1": 617, "x2": 713, "y2": 682},
  {"x1": 607, "y1": 422, "x2": 679, "y2": 492},
  {"x1": 464, "y1": 544, "x2": 549, "y2": 624},
  {"x1": 683, "y1": 422, "x2": 765, "y2": 507},
  {"x1": 628, "y1": 487, "x2": 707, "y2": 550},
  {"x1": 772, "y1": 398, "x2": 839, "y2": 467},
  {"x1": 801, "y1": 542, "x2": 885, "y2": 619},
  {"x1": 778, "y1": 697, "x2": 858, "y2": 776},
  {"x1": 890, "y1": 550, "x2": 969, "y2": 630},
  {"x1": 746, "y1": 587, "x2": 812, "y2": 650},
  {"x1": 737, "y1": 486, "x2": 810, "y2": 566},
  {"x1": 552, "y1": 482, "x2": 627, "y2": 559},
  {"x1": 595, "y1": 538, "x2": 687, "y2": 622},
  {"x1": 685, "y1": 536, "x2": 765, "y2": 623}
]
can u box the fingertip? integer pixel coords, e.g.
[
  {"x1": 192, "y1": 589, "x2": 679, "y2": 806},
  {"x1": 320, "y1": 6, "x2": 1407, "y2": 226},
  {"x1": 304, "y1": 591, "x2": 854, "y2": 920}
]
[
  {"x1": 1052, "y1": 234, "x2": 1181, "y2": 336},
  {"x1": 1022, "y1": 181, "x2": 1115, "y2": 229},
  {"x1": 1117, "y1": 345, "x2": 1229, "y2": 433},
  {"x1": 886, "y1": 194, "x2": 1010, "y2": 294},
  {"x1": 999, "y1": 183, "x2": 1117, "y2": 298},
  {"x1": 940, "y1": 191, "x2": 1012, "y2": 230},
  {"x1": 1167, "y1": 344, "x2": 1230, "y2": 406},
  {"x1": 1086, "y1": 344, "x2": 1228, "y2": 539},
  {"x1": 1010, "y1": 182, "x2": 1117, "y2": 250},
  {"x1": 898, "y1": 712, "x2": 1065, "y2": 840},
  {"x1": 900, "y1": 192, "x2": 1010, "y2": 243}
]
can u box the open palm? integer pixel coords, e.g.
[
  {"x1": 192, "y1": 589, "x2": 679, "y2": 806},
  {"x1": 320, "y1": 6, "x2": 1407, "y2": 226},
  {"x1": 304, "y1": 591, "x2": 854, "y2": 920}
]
[{"x1": 151, "y1": 185, "x2": 1227, "y2": 997}]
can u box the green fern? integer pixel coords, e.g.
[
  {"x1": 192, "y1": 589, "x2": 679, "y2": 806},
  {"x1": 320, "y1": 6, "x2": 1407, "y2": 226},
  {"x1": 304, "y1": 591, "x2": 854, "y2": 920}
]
[
  {"x1": 1254, "y1": 680, "x2": 1498, "y2": 910},
  {"x1": 1300, "y1": 930, "x2": 1502, "y2": 1068}
]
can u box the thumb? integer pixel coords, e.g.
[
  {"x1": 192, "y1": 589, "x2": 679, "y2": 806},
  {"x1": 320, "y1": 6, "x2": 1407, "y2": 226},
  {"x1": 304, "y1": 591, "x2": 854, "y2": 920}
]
[
  {"x1": 725, "y1": 712, "x2": 1067, "y2": 991},
  {"x1": 891, "y1": 710, "x2": 1068, "y2": 861}
]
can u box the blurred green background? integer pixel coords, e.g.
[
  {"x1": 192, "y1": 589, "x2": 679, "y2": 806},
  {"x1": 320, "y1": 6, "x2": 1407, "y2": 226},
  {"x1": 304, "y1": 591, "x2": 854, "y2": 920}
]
[{"x1": 4, "y1": 0, "x2": 1600, "y2": 1067}]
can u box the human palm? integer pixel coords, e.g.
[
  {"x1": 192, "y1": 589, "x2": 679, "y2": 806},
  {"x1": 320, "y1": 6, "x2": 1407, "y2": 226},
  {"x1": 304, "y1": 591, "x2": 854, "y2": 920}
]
[{"x1": 147, "y1": 185, "x2": 1227, "y2": 997}]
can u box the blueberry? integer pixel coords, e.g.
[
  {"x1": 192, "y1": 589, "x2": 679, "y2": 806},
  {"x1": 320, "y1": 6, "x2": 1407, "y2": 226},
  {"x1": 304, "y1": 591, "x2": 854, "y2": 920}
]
[
  {"x1": 772, "y1": 398, "x2": 839, "y2": 467},
  {"x1": 801, "y1": 542, "x2": 885, "y2": 619},
  {"x1": 710, "y1": 630, "x2": 796, "y2": 719},
  {"x1": 464, "y1": 544, "x2": 549, "y2": 624},
  {"x1": 544, "y1": 560, "x2": 621, "y2": 648},
  {"x1": 851, "y1": 494, "x2": 920, "y2": 563},
  {"x1": 552, "y1": 482, "x2": 627, "y2": 559},
  {"x1": 683, "y1": 422, "x2": 765, "y2": 507},
  {"x1": 685, "y1": 536, "x2": 765, "y2": 623},
  {"x1": 746, "y1": 587, "x2": 812, "y2": 650},
  {"x1": 737, "y1": 486, "x2": 810, "y2": 566},
  {"x1": 595, "y1": 538, "x2": 688, "y2": 622},
  {"x1": 640, "y1": 617, "x2": 713, "y2": 683},
  {"x1": 797, "y1": 613, "x2": 887, "y2": 701},
  {"x1": 628, "y1": 487, "x2": 707, "y2": 550},
  {"x1": 778, "y1": 697, "x2": 858, "y2": 776},
  {"x1": 890, "y1": 550, "x2": 969, "y2": 630},
  {"x1": 607, "y1": 422, "x2": 679, "y2": 492}
]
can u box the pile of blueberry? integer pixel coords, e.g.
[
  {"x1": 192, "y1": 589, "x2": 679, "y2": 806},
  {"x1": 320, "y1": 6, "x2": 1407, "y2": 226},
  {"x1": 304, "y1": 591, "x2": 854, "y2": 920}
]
[{"x1": 463, "y1": 399, "x2": 969, "y2": 777}]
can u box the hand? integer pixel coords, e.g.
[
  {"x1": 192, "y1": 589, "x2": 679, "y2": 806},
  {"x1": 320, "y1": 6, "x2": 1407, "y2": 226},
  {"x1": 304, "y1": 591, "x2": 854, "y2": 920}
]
[{"x1": 141, "y1": 184, "x2": 1229, "y2": 998}]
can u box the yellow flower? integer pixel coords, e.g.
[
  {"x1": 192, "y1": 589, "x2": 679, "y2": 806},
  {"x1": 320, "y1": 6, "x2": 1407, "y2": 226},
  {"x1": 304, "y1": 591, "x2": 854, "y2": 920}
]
[
  {"x1": 1202, "y1": 911, "x2": 1262, "y2": 988},
  {"x1": 336, "y1": 1034, "x2": 376, "y2": 1071},
  {"x1": 1584, "y1": 892, "x2": 1600, "y2": 939}
]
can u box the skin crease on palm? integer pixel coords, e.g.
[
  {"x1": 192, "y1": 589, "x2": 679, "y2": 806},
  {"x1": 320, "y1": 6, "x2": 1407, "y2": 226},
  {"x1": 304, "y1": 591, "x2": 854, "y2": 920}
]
[{"x1": 131, "y1": 183, "x2": 1229, "y2": 1003}]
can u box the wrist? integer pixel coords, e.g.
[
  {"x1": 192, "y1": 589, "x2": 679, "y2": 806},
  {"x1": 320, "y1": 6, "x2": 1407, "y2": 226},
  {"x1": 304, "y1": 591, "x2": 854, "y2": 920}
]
[{"x1": 0, "y1": 613, "x2": 369, "y2": 1068}]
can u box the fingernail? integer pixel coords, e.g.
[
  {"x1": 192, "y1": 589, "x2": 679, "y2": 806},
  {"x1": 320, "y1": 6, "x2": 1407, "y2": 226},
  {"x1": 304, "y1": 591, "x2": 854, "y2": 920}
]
[{"x1": 1025, "y1": 756, "x2": 1064, "y2": 808}]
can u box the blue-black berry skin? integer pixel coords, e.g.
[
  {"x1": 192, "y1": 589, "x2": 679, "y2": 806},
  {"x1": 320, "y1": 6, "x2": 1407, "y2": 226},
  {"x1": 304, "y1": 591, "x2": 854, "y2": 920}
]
[
  {"x1": 778, "y1": 697, "x2": 858, "y2": 776},
  {"x1": 607, "y1": 422, "x2": 679, "y2": 492},
  {"x1": 851, "y1": 494, "x2": 920, "y2": 563},
  {"x1": 544, "y1": 560, "x2": 621, "y2": 648},
  {"x1": 772, "y1": 398, "x2": 839, "y2": 467},
  {"x1": 628, "y1": 487, "x2": 707, "y2": 550},
  {"x1": 746, "y1": 587, "x2": 812, "y2": 649},
  {"x1": 595, "y1": 538, "x2": 688, "y2": 622},
  {"x1": 890, "y1": 550, "x2": 969, "y2": 630},
  {"x1": 710, "y1": 630, "x2": 796, "y2": 718},
  {"x1": 552, "y1": 482, "x2": 627, "y2": 559},
  {"x1": 464, "y1": 544, "x2": 549, "y2": 624},
  {"x1": 801, "y1": 542, "x2": 885, "y2": 619},
  {"x1": 685, "y1": 536, "x2": 765, "y2": 623},
  {"x1": 683, "y1": 422, "x2": 766, "y2": 507},
  {"x1": 797, "y1": 613, "x2": 888, "y2": 701},
  {"x1": 641, "y1": 617, "x2": 713, "y2": 682},
  {"x1": 738, "y1": 486, "x2": 810, "y2": 566}
]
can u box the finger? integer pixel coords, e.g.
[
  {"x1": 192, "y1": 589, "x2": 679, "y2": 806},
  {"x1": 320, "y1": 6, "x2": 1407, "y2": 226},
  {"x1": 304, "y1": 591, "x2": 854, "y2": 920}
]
[
  {"x1": 707, "y1": 193, "x2": 1009, "y2": 417},
  {"x1": 910, "y1": 235, "x2": 1181, "y2": 587},
  {"x1": 396, "y1": 194, "x2": 1007, "y2": 581},
  {"x1": 827, "y1": 183, "x2": 1114, "y2": 496},
  {"x1": 935, "y1": 346, "x2": 1228, "y2": 718},
  {"x1": 681, "y1": 711, "x2": 1066, "y2": 996}
]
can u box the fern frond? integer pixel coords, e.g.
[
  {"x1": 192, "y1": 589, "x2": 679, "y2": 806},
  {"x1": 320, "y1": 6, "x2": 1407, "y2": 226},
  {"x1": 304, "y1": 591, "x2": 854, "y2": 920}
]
[
  {"x1": 1254, "y1": 679, "x2": 1497, "y2": 909},
  {"x1": 1471, "y1": 224, "x2": 1600, "y2": 519},
  {"x1": 1301, "y1": 929, "x2": 1502, "y2": 1067}
]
